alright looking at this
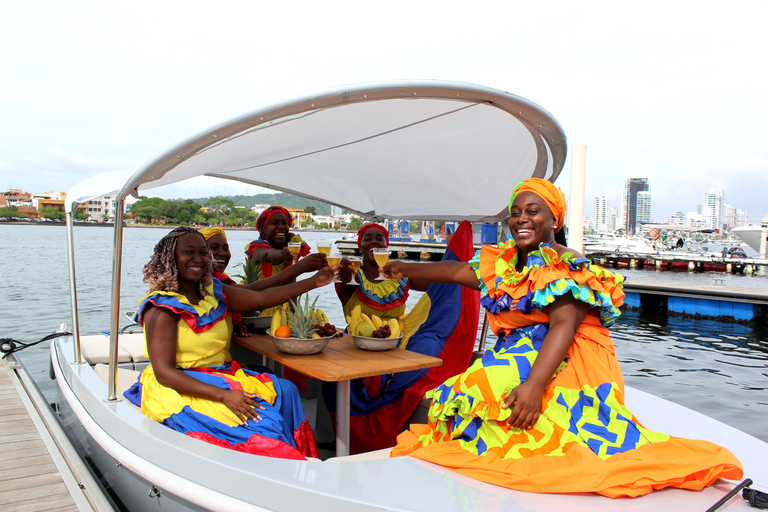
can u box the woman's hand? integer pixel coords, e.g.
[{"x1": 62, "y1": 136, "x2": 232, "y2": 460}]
[
  {"x1": 503, "y1": 380, "x2": 544, "y2": 430},
  {"x1": 382, "y1": 261, "x2": 407, "y2": 279},
  {"x1": 280, "y1": 246, "x2": 294, "y2": 261},
  {"x1": 337, "y1": 257, "x2": 353, "y2": 282},
  {"x1": 310, "y1": 266, "x2": 336, "y2": 287},
  {"x1": 233, "y1": 322, "x2": 251, "y2": 337},
  {"x1": 221, "y1": 389, "x2": 264, "y2": 423},
  {"x1": 296, "y1": 252, "x2": 327, "y2": 272}
]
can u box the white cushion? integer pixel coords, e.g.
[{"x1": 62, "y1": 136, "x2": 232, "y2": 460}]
[
  {"x1": 117, "y1": 332, "x2": 149, "y2": 363},
  {"x1": 93, "y1": 364, "x2": 142, "y2": 401},
  {"x1": 80, "y1": 334, "x2": 132, "y2": 364}
]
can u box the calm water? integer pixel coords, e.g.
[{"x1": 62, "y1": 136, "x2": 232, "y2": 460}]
[{"x1": 2, "y1": 224, "x2": 767, "y2": 442}]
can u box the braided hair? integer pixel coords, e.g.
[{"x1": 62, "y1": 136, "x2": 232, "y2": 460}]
[{"x1": 143, "y1": 226, "x2": 212, "y2": 297}]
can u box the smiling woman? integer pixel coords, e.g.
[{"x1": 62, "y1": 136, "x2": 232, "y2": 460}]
[
  {"x1": 124, "y1": 226, "x2": 335, "y2": 459},
  {"x1": 383, "y1": 178, "x2": 743, "y2": 497}
]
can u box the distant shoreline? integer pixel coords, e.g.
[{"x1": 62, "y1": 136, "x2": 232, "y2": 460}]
[{"x1": 0, "y1": 218, "x2": 352, "y2": 234}]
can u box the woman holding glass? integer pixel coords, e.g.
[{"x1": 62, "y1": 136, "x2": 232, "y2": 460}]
[{"x1": 326, "y1": 222, "x2": 480, "y2": 454}]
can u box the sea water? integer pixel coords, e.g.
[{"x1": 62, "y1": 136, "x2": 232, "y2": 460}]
[{"x1": 1, "y1": 224, "x2": 766, "y2": 442}]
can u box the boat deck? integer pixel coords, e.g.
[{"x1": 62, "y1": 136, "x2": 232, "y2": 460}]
[{"x1": 0, "y1": 355, "x2": 112, "y2": 512}]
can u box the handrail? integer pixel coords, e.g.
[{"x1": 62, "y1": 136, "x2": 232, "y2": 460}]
[
  {"x1": 106, "y1": 197, "x2": 126, "y2": 401},
  {"x1": 65, "y1": 211, "x2": 82, "y2": 364}
]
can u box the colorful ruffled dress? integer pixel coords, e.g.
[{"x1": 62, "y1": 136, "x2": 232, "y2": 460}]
[
  {"x1": 244, "y1": 235, "x2": 310, "y2": 281},
  {"x1": 392, "y1": 241, "x2": 742, "y2": 497},
  {"x1": 324, "y1": 221, "x2": 480, "y2": 453},
  {"x1": 124, "y1": 278, "x2": 318, "y2": 460}
]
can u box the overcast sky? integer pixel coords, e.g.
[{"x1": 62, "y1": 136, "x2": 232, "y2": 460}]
[{"x1": 2, "y1": 1, "x2": 767, "y2": 221}]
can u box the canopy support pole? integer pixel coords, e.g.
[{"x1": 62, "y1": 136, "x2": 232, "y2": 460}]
[
  {"x1": 568, "y1": 145, "x2": 586, "y2": 254},
  {"x1": 107, "y1": 198, "x2": 125, "y2": 401},
  {"x1": 65, "y1": 211, "x2": 83, "y2": 365}
]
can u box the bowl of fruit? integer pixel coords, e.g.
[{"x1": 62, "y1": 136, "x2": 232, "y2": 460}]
[
  {"x1": 269, "y1": 296, "x2": 338, "y2": 355},
  {"x1": 347, "y1": 310, "x2": 403, "y2": 351}
]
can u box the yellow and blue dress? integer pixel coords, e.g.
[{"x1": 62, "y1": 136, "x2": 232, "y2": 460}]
[
  {"x1": 392, "y1": 241, "x2": 742, "y2": 497},
  {"x1": 124, "y1": 278, "x2": 318, "y2": 460}
]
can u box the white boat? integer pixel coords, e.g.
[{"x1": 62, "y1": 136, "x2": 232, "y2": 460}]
[
  {"x1": 53, "y1": 80, "x2": 767, "y2": 511},
  {"x1": 732, "y1": 224, "x2": 767, "y2": 253}
]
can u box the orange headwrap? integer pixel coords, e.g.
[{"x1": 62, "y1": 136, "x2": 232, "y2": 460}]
[{"x1": 510, "y1": 178, "x2": 566, "y2": 232}]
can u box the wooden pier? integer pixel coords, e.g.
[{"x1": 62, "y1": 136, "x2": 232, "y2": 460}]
[{"x1": 0, "y1": 355, "x2": 113, "y2": 511}]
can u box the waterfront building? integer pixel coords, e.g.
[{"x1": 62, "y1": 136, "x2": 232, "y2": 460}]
[
  {"x1": 666, "y1": 211, "x2": 686, "y2": 225},
  {"x1": 702, "y1": 188, "x2": 724, "y2": 232},
  {"x1": 84, "y1": 195, "x2": 136, "y2": 222},
  {"x1": 330, "y1": 205, "x2": 343, "y2": 216},
  {"x1": 621, "y1": 178, "x2": 650, "y2": 234},
  {"x1": 636, "y1": 191, "x2": 652, "y2": 232},
  {"x1": 610, "y1": 207, "x2": 619, "y2": 232},
  {"x1": 594, "y1": 195, "x2": 611, "y2": 233}
]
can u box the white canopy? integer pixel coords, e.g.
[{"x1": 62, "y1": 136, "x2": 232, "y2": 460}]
[{"x1": 67, "y1": 80, "x2": 566, "y2": 221}]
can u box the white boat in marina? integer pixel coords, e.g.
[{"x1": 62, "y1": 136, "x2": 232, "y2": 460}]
[
  {"x1": 732, "y1": 224, "x2": 767, "y2": 253},
  {"x1": 52, "y1": 81, "x2": 767, "y2": 511}
]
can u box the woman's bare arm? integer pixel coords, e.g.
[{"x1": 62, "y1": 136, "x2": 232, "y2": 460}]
[
  {"x1": 503, "y1": 294, "x2": 589, "y2": 430},
  {"x1": 382, "y1": 260, "x2": 480, "y2": 290},
  {"x1": 238, "y1": 253, "x2": 327, "y2": 291},
  {"x1": 223, "y1": 267, "x2": 334, "y2": 313},
  {"x1": 143, "y1": 305, "x2": 262, "y2": 422}
]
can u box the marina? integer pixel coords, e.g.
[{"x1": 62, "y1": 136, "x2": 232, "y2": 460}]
[{"x1": 1, "y1": 80, "x2": 767, "y2": 510}]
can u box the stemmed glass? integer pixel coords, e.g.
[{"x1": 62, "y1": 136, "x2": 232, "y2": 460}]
[
  {"x1": 346, "y1": 256, "x2": 362, "y2": 285},
  {"x1": 316, "y1": 241, "x2": 332, "y2": 254},
  {"x1": 287, "y1": 242, "x2": 302, "y2": 264},
  {"x1": 372, "y1": 248, "x2": 390, "y2": 281},
  {"x1": 326, "y1": 252, "x2": 342, "y2": 283}
]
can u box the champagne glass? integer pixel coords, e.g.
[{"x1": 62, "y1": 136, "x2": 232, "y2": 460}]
[
  {"x1": 316, "y1": 241, "x2": 332, "y2": 254},
  {"x1": 346, "y1": 256, "x2": 362, "y2": 285},
  {"x1": 287, "y1": 242, "x2": 302, "y2": 264},
  {"x1": 372, "y1": 248, "x2": 390, "y2": 281},
  {"x1": 326, "y1": 252, "x2": 342, "y2": 283}
]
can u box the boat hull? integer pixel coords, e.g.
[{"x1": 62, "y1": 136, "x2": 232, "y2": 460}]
[{"x1": 51, "y1": 335, "x2": 768, "y2": 511}]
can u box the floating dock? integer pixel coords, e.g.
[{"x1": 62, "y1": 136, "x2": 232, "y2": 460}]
[
  {"x1": 0, "y1": 354, "x2": 113, "y2": 511},
  {"x1": 588, "y1": 250, "x2": 768, "y2": 275},
  {"x1": 623, "y1": 279, "x2": 768, "y2": 322}
]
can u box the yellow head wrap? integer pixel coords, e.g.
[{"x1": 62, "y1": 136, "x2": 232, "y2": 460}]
[
  {"x1": 509, "y1": 178, "x2": 566, "y2": 232},
  {"x1": 198, "y1": 227, "x2": 227, "y2": 241}
]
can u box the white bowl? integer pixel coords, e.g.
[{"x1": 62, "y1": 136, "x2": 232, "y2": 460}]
[
  {"x1": 267, "y1": 329, "x2": 331, "y2": 355},
  {"x1": 351, "y1": 334, "x2": 403, "y2": 351},
  {"x1": 240, "y1": 314, "x2": 272, "y2": 330}
]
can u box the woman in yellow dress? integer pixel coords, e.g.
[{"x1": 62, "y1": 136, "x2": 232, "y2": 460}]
[{"x1": 125, "y1": 226, "x2": 333, "y2": 459}]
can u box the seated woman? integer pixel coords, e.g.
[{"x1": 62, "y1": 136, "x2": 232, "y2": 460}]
[
  {"x1": 323, "y1": 222, "x2": 480, "y2": 454},
  {"x1": 245, "y1": 206, "x2": 311, "y2": 283},
  {"x1": 384, "y1": 179, "x2": 742, "y2": 497},
  {"x1": 124, "y1": 226, "x2": 333, "y2": 460}
]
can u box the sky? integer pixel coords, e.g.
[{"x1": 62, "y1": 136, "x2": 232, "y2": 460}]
[{"x1": 2, "y1": 1, "x2": 767, "y2": 222}]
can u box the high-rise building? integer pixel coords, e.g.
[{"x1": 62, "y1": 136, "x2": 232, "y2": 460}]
[
  {"x1": 330, "y1": 205, "x2": 343, "y2": 216},
  {"x1": 702, "y1": 188, "x2": 724, "y2": 232},
  {"x1": 621, "y1": 178, "x2": 649, "y2": 234},
  {"x1": 594, "y1": 195, "x2": 611, "y2": 233},
  {"x1": 636, "y1": 191, "x2": 652, "y2": 231}
]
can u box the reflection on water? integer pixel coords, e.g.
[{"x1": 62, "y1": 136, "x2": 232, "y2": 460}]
[{"x1": 2, "y1": 224, "x2": 767, "y2": 442}]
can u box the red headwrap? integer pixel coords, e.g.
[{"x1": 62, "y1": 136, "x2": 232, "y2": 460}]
[
  {"x1": 510, "y1": 178, "x2": 566, "y2": 233},
  {"x1": 256, "y1": 206, "x2": 293, "y2": 234},
  {"x1": 357, "y1": 224, "x2": 389, "y2": 251}
]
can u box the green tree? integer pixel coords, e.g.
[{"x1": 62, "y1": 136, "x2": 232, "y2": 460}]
[
  {"x1": 206, "y1": 197, "x2": 237, "y2": 222},
  {"x1": 304, "y1": 206, "x2": 317, "y2": 215},
  {"x1": 73, "y1": 211, "x2": 88, "y2": 221},
  {"x1": 301, "y1": 215, "x2": 314, "y2": 228},
  {"x1": 348, "y1": 216, "x2": 364, "y2": 230},
  {"x1": 0, "y1": 205, "x2": 20, "y2": 218},
  {"x1": 39, "y1": 206, "x2": 65, "y2": 220},
  {"x1": 130, "y1": 196, "x2": 166, "y2": 223}
]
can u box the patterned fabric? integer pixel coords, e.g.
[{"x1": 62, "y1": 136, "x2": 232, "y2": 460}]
[
  {"x1": 392, "y1": 241, "x2": 743, "y2": 498},
  {"x1": 509, "y1": 178, "x2": 566, "y2": 232},
  {"x1": 125, "y1": 279, "x2": 318, "y2": 459},
  {"x1": 324, "y1": 220, "x2": 480, "y2": 453},
  {"x1": 244, "y1": 234, "x2": 310, "y2": 280},
  {"x1": 339, "y1": 271, "x2": 410, "y2": 321}
]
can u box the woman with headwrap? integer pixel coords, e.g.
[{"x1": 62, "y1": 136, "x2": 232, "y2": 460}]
[
  {"x1": 244, "y1": 206, "x2": 312, "y2": 282},
  {"x1": 125, "y1": 227, "x2": 335, "y2": 459},
  {"x1": 383, "y1": 178, "x2": 742, "y2": 498},
  {"x1": 323, "y1": 221, "x2": 480, "y2": 454}
]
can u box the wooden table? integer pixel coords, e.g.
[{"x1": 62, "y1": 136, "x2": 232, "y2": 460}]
[{"x1": 233, "y1": 334, "x2": 442, "y2": 457}]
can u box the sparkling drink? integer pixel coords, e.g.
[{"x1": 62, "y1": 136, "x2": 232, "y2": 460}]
[
  {"x1": 373, "y1": 250, "x2": 389, "y2": 268},
  {"x1": 317, "y1": 242, "x2": 332, "y2": 254},
  {"x1": 287, "y1": 242, "x2": 302, "y2": 260},
  {"x1": 327, "y1": 255, "x2": 342, "y2": 267}
]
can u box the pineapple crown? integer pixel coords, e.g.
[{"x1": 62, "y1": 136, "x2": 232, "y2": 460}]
[{"x1": 286, "y1": 295, "x2": 319, "y2": 339}]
